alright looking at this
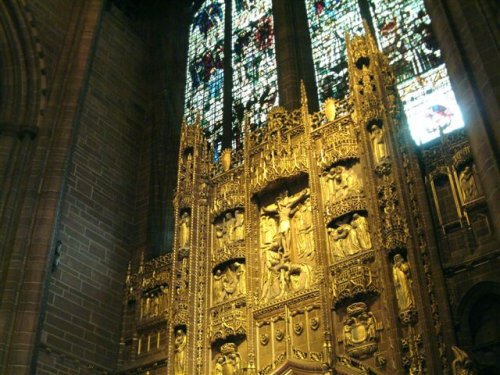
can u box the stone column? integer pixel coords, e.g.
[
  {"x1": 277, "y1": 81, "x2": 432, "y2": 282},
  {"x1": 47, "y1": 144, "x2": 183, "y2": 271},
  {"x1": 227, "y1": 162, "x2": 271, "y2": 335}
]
[{"x1": 272, "y1": 0, "x2": 319, "y2": 112}]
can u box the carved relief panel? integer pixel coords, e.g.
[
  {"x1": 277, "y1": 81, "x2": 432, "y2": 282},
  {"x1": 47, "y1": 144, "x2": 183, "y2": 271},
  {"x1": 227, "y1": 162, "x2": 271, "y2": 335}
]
[
  {"x1": 212, "y1": 261, "x2": 247, "y2": 305},
  {"x1": 258, "y1": 186, "x2": 316, "y2": 303},
  {"x1": 212, "y1": 209, "x2": 245, "y2": 265},
  {"x1": 327, "y1": 212, "x2": 373, "y2": 261},
  {"x1": 320, "y1": 161, "x2": 366, "y2": 223},
  {"x1": 255, "y1": 303, "x2": 323, "y2": 374},
  {"x1": 339, "y1": 302, "x2": 382, "y2": 359}
]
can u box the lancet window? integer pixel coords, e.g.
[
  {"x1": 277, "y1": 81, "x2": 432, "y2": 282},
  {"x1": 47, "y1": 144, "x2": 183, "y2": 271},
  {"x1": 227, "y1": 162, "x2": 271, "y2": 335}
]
[
  {"x1": 184, "y1": 1, "x2": 225, "y2": 149},
  {"x1": 184, "y1": 0, "x2": 278, "y2": 159},
  {"x1": 306, "y1": 0, "x2": 464, "y2": 145},
  {"x1": 231, "y1": 0, "x2": 278, "y2": 150}
]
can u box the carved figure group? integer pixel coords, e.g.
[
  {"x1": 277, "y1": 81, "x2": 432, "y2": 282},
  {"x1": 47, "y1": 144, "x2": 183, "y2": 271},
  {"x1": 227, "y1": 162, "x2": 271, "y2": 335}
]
[
  {"x1": 260, "y1": 233, "x2": 311, "y2": 302},
  {"x1": 324, "y1": 165, "x2": 362, "y2": 202},
  {"x1": 173, "y1": 329, "x2": 187, "y2": 375},
  {"x1": 140, "y1": 287, "x2": 169, "y2": 319},
  {"x1": 459, "y1": 165, "x2": 479, "y2": 202},
  {"x1": 261, "y1": 188, "x2": 310, "y2": 258},
  {"x1": 214, "y1": 210, "x2": 245, "y2": 254},
  {"x1": 392, "y1": 254, "x2": 415, "y2": 312},
  {"x1": 179, "y1": 212, "x2": 191, "y2": 249},
  {"x1": 213, "y1": 262, "x2": 246, "y2": 303},
  {"x1": 328, "y1": 214, "x2": 372, "y2": 260},
  {"x1": 214, "y1": 343, "x2": 242, "y2": 375}
]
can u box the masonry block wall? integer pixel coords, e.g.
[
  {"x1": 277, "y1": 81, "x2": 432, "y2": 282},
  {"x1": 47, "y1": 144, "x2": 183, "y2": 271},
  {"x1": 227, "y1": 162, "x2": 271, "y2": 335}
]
[{"x1": 35, "y1": 5, "x2": 151, "y2": 374}]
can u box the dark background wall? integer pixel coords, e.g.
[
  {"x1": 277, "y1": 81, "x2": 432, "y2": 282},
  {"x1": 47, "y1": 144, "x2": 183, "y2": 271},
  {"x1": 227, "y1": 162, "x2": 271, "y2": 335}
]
[
  {"x1": 0, "y1": 0, "x2": 190, "y2": 373},
  {"x1": 36, "y1": 4, "x2": 151, "y2": 373}
]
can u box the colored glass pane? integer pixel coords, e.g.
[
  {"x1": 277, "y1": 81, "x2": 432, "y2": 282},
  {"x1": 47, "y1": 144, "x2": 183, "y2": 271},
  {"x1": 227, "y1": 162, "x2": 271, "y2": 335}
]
[
  {"x1": 370, "y1": 0, "x2": 464, "y2": 144},
  {"x1": 184, "y1": 1, "x2": 225, "y2": 146},
  {"x1": 231, "y1": 0, "x2": 278, "y2": 149},
  {"x1": 306, "y1": 0, "x2": 364, "y2": 101}
]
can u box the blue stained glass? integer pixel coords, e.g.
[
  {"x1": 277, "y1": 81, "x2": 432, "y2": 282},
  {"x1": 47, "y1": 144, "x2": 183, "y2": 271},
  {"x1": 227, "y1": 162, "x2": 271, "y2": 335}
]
[
  {"x1": 184, "y1": 1, "x2": 225, "y2": 144},
  {"x1": 231, "y1": 0, "x2": 279, "y2": 148},
  {"x1": 306, "y1": 0, "x2": 364, "y2": 101}
]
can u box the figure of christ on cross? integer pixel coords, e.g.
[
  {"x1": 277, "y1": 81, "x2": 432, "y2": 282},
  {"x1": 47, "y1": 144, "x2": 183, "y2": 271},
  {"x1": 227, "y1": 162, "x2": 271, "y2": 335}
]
[{"x1": 261, "y1": 188, "x2": 310, "y2": 260}]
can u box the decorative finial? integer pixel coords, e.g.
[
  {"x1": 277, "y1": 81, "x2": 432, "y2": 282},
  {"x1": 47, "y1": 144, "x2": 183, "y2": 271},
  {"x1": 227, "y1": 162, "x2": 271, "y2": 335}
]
[
  {"x1": 138, "y1": 250, "x2": 144, "y2": 274},
  {"x1": 195, "y1": 111, "x2": 201, "y2": 128},
  {"x1": 324, "y1": 98, "x2": 337, "y2": 121},
  {"x1": 300, "y1": 80, "x2": 308, "y2": 108}
]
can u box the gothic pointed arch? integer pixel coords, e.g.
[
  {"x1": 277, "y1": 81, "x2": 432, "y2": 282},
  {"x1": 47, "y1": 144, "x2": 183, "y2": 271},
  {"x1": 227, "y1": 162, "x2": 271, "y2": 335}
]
[{"x1": 0, "y1": 0, "x2": 46, "y2": 134}]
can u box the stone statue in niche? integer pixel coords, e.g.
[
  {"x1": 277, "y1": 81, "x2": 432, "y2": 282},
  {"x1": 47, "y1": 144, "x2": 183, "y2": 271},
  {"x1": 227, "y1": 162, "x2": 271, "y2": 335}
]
[
  {"x1": 215, "y1": 357, "x2": 224, "y2": 375},
  {"x1": 459, "y1": 165, "x2": 479, "y2": 202},
  {"x1": 392, "y1": 254, "x2": 415, "y2": 312},
  {"x1": 370, "y1": 124, "x2": 389, "y2": 164},
  {"x1": 328, "y1": 227, "x2": 349, "y2": 259},
  {"x1": 152, "y1": 295, "x2": 160, "y2": 317},
  {"x1": 160, "y1": 285, "x2": 169, "y2": 311},
  {"x1": 324, "y1": 165, "x2": 362, "y2": 201},
  {"x1": 328, "y1": 224, "x2": 360, "y2": 258},
  {"x1": 180, "y1": 151, "x2": 193, "y2": 183},
  {"x1": 233, "y1": 210, "x2": 245, "y2": 241},
  {"x1": 179, "y1": 212, "x2": 190, "y2": 249},
  {"x1": 233, "y1": 261, "x2": 246, "y2": 295},
  {"x1": 215, "y1": 342, "x2": 242, "y2": 375},
  {"x1": 261, "y1": 235, "x2": 286, "y2": 301},
  {"x1": 173, "y1": 329, "x2": 187, "y2": 375},
  {"x1": 222, "y1": 268, "x2": 237, "y2": 299},
  {"x1": 215, "y1": 223, "x2": 225, "y2": 256},
  {"x1": 294, "y1": 198, "x2": 315, "y2": 260},
  {"x1": 261, "y1": 188, "x2": 310, "y2": 258}
]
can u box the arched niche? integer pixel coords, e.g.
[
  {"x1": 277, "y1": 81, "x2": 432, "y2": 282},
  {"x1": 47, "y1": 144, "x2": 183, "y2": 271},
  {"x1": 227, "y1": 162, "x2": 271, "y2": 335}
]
[{"x1": 457, "y1": 282, "x2": 500, "y2": 374}]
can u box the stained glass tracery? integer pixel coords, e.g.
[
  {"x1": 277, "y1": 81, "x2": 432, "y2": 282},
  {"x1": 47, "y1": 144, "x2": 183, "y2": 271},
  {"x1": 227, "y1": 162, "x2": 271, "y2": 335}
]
[
  {"x1": 306, "y1": 0, "x2": 464, "y2": 145},
  {"x1": 184, "y1": 1, "x2": 225, "y2": 145},
  {"x1": 306, "y1": 0, "x2": 364, "y2": 101},
  {"x1": 231, "y1": 0, "x2": 278, "y2": 149},
  {"x1": 369, "y1": 0, "x2": 463, "y2": 144}
]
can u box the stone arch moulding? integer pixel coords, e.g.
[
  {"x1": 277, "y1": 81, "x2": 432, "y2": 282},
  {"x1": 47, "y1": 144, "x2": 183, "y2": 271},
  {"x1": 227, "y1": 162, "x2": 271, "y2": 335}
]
[
  {"x1": 456, "y1": 281, "x2": 500, "y2": 347},
  {"x1": 0, "y1": 0, "x2": 47, "y2": 135}
]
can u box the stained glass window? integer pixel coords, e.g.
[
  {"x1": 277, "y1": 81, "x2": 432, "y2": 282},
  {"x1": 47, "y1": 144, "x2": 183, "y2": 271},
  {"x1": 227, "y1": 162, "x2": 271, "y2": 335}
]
[
  {"x1": 370, "y1": 0, "x2": 463, "y2": 144},
  {"x1": 231, "y1": 0, "x2": 278, "y2": 149},
  {"x1": 306, "y1": 0, "x2": 464, "y2": 145},
  {"x1": 184, "y1": 1, "x2": 225, "y2": 148},
  {"x1": 305, "y1": 0, "x2": 364, "y2": 101}
]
